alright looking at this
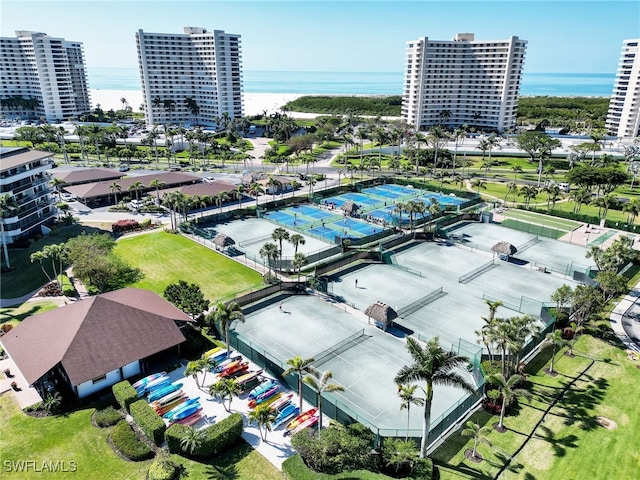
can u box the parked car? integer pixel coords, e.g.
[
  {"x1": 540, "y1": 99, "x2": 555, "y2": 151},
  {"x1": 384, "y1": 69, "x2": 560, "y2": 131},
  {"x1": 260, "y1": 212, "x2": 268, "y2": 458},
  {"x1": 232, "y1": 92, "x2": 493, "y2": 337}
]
[
  {"x1": 202, "y1": 176, "x2": 215, "y2": 183},
  {"x1": 118, "y1": 164, "x2": 130, "y2": 172},
  {"x1": 130, "y1": 199, "x2": 143, "y2": 210},
  {"x1": 60, "y1": 192, "x2": 77, "y2": 202}
]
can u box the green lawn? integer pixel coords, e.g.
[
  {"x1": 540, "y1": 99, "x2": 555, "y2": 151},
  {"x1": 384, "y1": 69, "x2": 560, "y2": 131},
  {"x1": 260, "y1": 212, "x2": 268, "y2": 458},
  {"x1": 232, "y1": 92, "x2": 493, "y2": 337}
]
[
  {"x1": 0, "y1": 394, "x2": 281, "y2": 480},
  {"x1": 433, "y1": 335, "x2": 640, "y2": 480},
  {"x1": 500, "y1": 209, "x2": 582, "y2": 231},
  {"x1": 0, "y1": 224, "x2": 108, "y2": 302},
  {"x1": 114, "y1": 231, "x2": 263, "y2": 302},
  {"x1": 0, "y1": 300, "x2": 60, "y2": 327}
]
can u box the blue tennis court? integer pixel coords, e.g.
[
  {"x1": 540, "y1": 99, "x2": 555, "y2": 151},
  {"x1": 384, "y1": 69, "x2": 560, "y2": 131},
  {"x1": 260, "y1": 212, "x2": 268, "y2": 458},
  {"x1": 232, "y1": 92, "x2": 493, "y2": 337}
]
[
  {"x1": 327, "y1": 192, "x2": 380, "y2": 207},
  {"x1": 263, "y1": 210, "x2": 311, "y2": 227},
  {"x1": 368, "y1": 206, "x2": 410, "y2": 225},
  {"x1": 341, "y1": 218, "x2": 382, "y2": 236},
  {"x1": 307, "y1": 225, "x2": 343, "y2": 242},
  {"x1": 290, "y1": 205, "x2": 337, "y2": 220},
  {"x1": 420, "y1": 193, "x2": 465, "y2": 206},
  {"x1": 371, "y1": 184, "x2": 419, "y2": 195}
]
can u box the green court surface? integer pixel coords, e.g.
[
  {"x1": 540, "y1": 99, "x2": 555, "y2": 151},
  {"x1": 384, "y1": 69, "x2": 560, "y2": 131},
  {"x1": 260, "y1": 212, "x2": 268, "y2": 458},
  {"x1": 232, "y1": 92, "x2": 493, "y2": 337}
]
[{"x1": 500, "y1": 208, "x2": 582, "y2": 231}]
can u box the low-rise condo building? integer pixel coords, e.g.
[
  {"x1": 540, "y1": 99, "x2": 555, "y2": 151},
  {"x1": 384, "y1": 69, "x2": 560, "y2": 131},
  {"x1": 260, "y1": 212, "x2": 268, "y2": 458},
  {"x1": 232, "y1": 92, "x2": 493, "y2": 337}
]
[
  {"x1": 606, "y1": 38, "x2": 640, "y2": 138},
  {"x1": 0, "y1": 31, "x2": 90, "y2": 121},
  {"x1": 0, "y1": 147, "x2": 55, "y2": 245},
  {"x1": 136, "y1": 26, "x2": 243, "y2": 127},
  {"x1": 402, "y1": 33, "x2": 527, "y2": 133}
]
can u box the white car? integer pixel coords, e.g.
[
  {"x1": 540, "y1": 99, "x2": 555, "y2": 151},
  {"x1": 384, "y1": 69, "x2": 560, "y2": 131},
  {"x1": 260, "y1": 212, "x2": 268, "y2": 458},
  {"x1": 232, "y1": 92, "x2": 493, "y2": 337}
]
[
  {"x1": 130, "y1": 199, "x2": 143, "y2": 210},
  {"x1": 202, "y1": 176, "x2": 215, "y2": 183},
  {"x1": 60, "y1": 192, "x2": 76, "y2": 202}
]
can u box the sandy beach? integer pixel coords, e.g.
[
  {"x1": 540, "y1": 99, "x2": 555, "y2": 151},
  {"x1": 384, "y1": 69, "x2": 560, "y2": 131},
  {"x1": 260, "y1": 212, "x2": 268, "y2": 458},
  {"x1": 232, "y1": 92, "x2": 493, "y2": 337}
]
[{"x1": 89, "y1": 89, "x2": 305, "y2": 117}]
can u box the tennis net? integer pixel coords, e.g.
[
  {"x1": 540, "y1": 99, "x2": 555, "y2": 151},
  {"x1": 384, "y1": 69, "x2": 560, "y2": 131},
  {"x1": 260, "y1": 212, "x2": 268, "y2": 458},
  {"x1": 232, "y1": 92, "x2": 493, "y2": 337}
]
[{"x1": 311, "y1": 329, "x2": 369, "y2": 368}]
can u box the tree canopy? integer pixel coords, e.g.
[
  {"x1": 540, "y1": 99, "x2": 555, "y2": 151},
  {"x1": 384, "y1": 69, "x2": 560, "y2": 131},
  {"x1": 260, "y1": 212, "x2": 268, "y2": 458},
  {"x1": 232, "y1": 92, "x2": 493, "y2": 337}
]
[{"x1": 163, "y1": 280, "x2": 210, "y2": 321}]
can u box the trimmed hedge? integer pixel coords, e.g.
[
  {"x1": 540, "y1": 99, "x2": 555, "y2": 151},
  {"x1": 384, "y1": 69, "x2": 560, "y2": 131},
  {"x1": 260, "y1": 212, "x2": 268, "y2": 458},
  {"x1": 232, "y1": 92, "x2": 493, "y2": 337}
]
[
  {"x1": 112, "y1": 381, "x2": 138, "y2": 413},
  {"x1": 109, "y1": 420, "x2": 154, "y2": 462},
  {"x1": 130, "y1": 399, "x2": 166, "y2": 446},
  {"x1": 93, "y1": 406, "x2": 123, "y2": 428},
  {"x1": 147, "y1": 457, "x2": 178, "y2": 480},
  {"x1": 165, "y1": 412, "x2": 243, "y2": 458}
]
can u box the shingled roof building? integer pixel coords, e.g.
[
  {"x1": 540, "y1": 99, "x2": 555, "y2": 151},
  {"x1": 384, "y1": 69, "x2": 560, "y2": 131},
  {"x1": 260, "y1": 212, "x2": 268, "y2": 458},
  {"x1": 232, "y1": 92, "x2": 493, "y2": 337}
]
[{"x1": 0, "y1": 288, "x2": 193, "y2": 399}]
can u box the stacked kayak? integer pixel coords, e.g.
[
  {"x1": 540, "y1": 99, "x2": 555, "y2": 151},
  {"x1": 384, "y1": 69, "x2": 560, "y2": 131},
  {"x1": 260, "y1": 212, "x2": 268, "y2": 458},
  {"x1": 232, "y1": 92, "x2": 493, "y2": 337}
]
[
  {"x1": 273, "y1": 404, "x2": 300, "y2": 429},
  {"x1": 147, "y1": 382, "x2": 183, "y2": 403},
  {"x1": 132, "y1": 372, "x2": 166, "y2": 390},
  {"x1": 285, "y1": 408, "x2": 318, "y2": 436}
]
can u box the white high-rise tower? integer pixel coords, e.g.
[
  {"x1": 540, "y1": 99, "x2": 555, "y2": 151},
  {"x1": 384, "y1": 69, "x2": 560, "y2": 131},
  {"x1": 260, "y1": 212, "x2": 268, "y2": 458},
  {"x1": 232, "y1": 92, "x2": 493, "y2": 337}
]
[{"x1": 606, "y1": 39, "x2": 640, "y2": 138}]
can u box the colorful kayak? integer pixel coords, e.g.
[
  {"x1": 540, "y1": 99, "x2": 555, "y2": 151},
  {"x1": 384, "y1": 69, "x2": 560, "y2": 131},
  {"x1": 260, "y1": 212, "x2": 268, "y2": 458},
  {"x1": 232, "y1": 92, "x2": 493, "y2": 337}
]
[
  {"x1": 171, "y1": 404, "x2": 201, "y2": 421},
  {"x1": 286, "y1": 408, "x2": 318, "y2": 431},
  {"x1": 137, "y1": 379, "x2": 171, "y2": 397},
  {"x1": 203, "y1": 346, "x2": 222, "y2": 358},
  {"x1": 217, "y1": 362, "x2": 248, "y2": 378},
  {"x1": 174, "y1": 412, "x2": 203, "y2": 426},
  {"x1": 239, "y1": 377, "x2": 262, "y2": 393},
  {"x1": 269, "y1": 393, "x2": 294, "y2": 412},
  {"x1": 136, "y1": 375, "x2": 169, "y2": 394},
  {"x1": 248, "y1": 379, "x2": 276, "y2": 399},
  {"x1": 132, "y1": 372, "x2": 166, "y2": 390},
  {"x1": 248, "y1": 386, "x2": 279, "y2": 408},
  {"x1": 216, "y1": 359, "x2": 241, "y2": 375},
  {"x1": 273, "y1": 404, "x2": 299, "y2": 429},
  {"x1": 150, "y1": 389, "x2": 183, "y2": 408},
  {"x1": 147, "y1": 383, "x2": 183, "y2": 403},
  {"x1": 290, "y1": 413, "x2": 318, "y2": 435},
  {"x1": 209, "y1": 349, "x2": 230, "y2": 362},
  {"x1": 213, "y1": 355, "x2": 242, "y2": 373},
  {"x1": 234, "y1": 370, "x2": 263, "y2": 386},
  {"x1": 163, "y1": 397, "x2": 201, "y2": 420},
  {"x1": 155, "y1": 396, "x2": 186, "y2": 416}
]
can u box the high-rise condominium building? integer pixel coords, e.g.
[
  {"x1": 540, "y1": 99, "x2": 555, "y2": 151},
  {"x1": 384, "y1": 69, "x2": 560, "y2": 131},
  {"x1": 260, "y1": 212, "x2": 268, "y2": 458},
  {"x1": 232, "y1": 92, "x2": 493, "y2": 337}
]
[
  {"x1": 402, "y1": 33, "x2": 527, "y2": 133},
  {"x1": 606, "y1": 39, "x2": 640, "y2": 138},
  {"x1": 0, "y1": 31, "x2": 90, "y2": 121},
  {"x1": 136, "y1": 27, "x2": 243, "y2": 127}
]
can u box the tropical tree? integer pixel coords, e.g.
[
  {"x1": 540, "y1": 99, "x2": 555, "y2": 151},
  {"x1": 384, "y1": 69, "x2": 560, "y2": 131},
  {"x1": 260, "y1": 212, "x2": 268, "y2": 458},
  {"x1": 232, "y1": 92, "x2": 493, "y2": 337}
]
[
  {"x1": 184, "y1": 360, "x2": 204, "y2": 387},
  {"x1": 248, "y1": 182, "x2": 264, "y2": 206},
  {"x1": 471, "y1": 180, "x2": 486, "y2": 194},
  {"x1": 249, "y1": 403, "x2": 276, "y2": 441},
  {"x1": 395, "y1": 336, "x2": 475, "y2": 458},
  {"x1": 259, "y1": 241, "x2": 279, "y2": 276},
  {"x1": 292, "y1": 252, "x2": 308, "y2": 281},
  {"x1": 544, "y1": 329, "x2": 568, "y2": 375},
  {"x1": 109, "y1": 182, "x2": 121, "y2": 206},
  {"x1": 283, "y1": 355, "x2": 316, "y2": 413},
  {"x1": 180, "y1": 426, "x2": 206, "y2": 455},
  {"x1": 288, "y1": 234, "x2": 306, "y2": 256},
  {"x1": 149, "y1": 178, "x2": 165, "y2": 204},
  {"x1": 485, "y1": 373, "x2": 531, "y2": 431},
  {"x1": 397, "y1": 384, "x2": 425, "y2": 441},
  {"x1": 515, "y1": 131, "x2": 561, "y2": 186},
  {"x1": 42, "y1": 392, "x2": 63, "y2": 414},
  {"x1": 215, "y1": 191, "x2": 229, "y2": 213},
  {"x1": 303, "y1": 368, "x2": 344, "y2": 430},
  {"x1": 50, "y1": 177, "x2": 65, "y2": 202},
  {"x1": 206, "y1": 301, "x2": 245, "y2": 354},
  {"x1": 0, "y1": 193, "x2": 17, "y2": 269},
  {"x1": 382, "y1": 438, "x2": 419, "y2": 475},
  {"x1": 129, "y1": 181, "x2": 144, "y2": 202},
  {"x1": 272, "y1": 227, "x2": 290, "y2": 270},
  {"x1": 461, "y1": 421, "x2": 493, "y2": 461}
]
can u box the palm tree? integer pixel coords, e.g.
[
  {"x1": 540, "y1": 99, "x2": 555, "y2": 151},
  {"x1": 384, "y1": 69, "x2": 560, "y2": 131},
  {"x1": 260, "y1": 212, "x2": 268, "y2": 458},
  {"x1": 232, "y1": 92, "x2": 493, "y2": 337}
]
[
  {"x1": 272, "y1": 227, "x2": 290, "y2": 270},
  {"x1": 149, "y1": 178, "x2": 165, "y2": 204},
  {"x1": 259, "y1": 242, "x2": 279, "y2": 277},
  {"x1": 184, "y1": 360, "x2": 203, "y2": 387},
  {"x1": 283, "y1": 355, "x2": 315, "y2": 413},
  {"x1": 292, "y1": 253, "x2": 308, "y2": 281},
  {"x1": 248, "y1": 182, "x2": 264, "y2": 207},
  {"x1": 215, "y1": 191, "x2": 229, "y2": 213},
  {"x1": 461, "y1": 421, "x2": 493, "y2": 460},
  {"x1": 288, "y1": 234, "x2": 306, "y2": 256},
  {"x1": 249, "y1": 404, "x2": 276, "y2": 441},
  {"x1": 397, "y1": 384, "x2": 425, "y2": 441},
  {"x1": 109, "y1": 182, "x2": 121, "y2": 206},
  {"x1": 395, "y1": 336, "x2": 475, "y2": 458},
  {"x1": 218, "y1": 378, "x2": 241, "y2": 411},
  {"x1": 0, "y1": 193, "x2": 17, "y2": 269},
  {"x1": 303, "y1": 368, "x2": 344, "y2": 430},
  {"x1": 485, "y1": 373, "x2": 531, "y2": 431},
  {"x1": 235, "y1": 184, "x2": 246, "y2": 207},
  {"x1": 180, "y1": 426, "x2": 206, "y2": 455},
  {"x1": 544, "y1": 329, "x2": 568, "y2": 375},
  {"x1": 207, "y1": 301, "x2": 245, "y2": 355},
  {"x1": 50, "y1": 177, "x2": 65, "y2": 202},
  {"x1": 129, "y1": 181, "x2": 144, "y2": 202},
  {"x1": 471, "y1": 180, "x2": 486, "y2": 194}
]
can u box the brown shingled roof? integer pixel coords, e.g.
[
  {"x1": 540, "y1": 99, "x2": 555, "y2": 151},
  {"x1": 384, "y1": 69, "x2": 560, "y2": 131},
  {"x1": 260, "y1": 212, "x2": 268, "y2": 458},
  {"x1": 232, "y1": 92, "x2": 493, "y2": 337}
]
[
  {"x1": 0, "y1": 288, "x2": 193, "y2": 386},
  {"x1": 53, "y1": 168, "x2": 123, "y2": 185},
  {"x1": 64, "y1": 172, "x2": 200, "y2": 199}
]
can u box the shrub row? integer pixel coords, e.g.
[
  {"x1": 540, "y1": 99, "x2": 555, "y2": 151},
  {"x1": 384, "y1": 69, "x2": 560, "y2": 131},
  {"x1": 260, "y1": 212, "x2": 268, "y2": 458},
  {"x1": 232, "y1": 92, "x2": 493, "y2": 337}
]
[
  {"x1": 130, "y1": 399, "x2": 166, "y2": 446},
  {"x1": 112, "y1": 219, "x2": 140, "y2": 234},
  {"x1": 165, "y1": 412, "x2": 243, "y2": 458},
  {"x1": 147, "y1": 457, "x2": 178, "y2": 480},
  {"x1": 109, "y1": 420, "x2": 154, "y2": 461},
  {"x1": 112, "y1": 381, "x2": 138, "y2": 413},
  {"x1": 93, "y1": 406, "x2": 122, "y2": 428}
]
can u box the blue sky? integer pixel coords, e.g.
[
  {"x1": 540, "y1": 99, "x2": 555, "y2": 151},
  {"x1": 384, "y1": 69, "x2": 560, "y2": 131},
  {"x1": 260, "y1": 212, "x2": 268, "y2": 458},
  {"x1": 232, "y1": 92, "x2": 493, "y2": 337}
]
[{"x1": 2, "y1": 0, "x2": 638, "y2": 73}]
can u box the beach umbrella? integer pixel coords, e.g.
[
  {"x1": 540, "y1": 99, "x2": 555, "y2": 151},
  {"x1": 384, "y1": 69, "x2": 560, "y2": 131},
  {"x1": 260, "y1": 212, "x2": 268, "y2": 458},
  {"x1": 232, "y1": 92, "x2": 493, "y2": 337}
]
[
  {"x1": 491, "y1": 241, "x2": 517, "y2": 257},
  {"x1": 213, "y1": 233, "x2": 235, "y2": 251},
  {"x1": 364, "y1": 301, "x2": 398, "y2": 331},
  {"x1": 340, "y1": 201, "x2": 360, "y2": 215}
]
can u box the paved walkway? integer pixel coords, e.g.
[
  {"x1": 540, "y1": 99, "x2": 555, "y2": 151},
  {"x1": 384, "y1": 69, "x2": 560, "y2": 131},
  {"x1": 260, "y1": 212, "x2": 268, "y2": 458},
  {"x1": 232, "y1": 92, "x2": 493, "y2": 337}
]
[
  {"x1": 609, "y1": 280, "x2": 640, "y2": 354},
  {"x1": 0, "y1": 356, "x2": 43, "y2": 409}
]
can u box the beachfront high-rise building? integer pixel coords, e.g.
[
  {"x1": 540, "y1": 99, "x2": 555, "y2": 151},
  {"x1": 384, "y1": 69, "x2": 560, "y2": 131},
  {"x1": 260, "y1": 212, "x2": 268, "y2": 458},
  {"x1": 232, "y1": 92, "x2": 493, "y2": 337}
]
[
  {"x1": 606, "y1": 39, "x2": 640, "y2": 138},
  {"x1": 0, "y1": 31, "x2": 90, "y2": 121},
  {"x1": 136, "y1": 27, "x2": 243, "y2": 127},
  {"x1": 402, "y1": 33, "x2": 527, "y2": 133}
]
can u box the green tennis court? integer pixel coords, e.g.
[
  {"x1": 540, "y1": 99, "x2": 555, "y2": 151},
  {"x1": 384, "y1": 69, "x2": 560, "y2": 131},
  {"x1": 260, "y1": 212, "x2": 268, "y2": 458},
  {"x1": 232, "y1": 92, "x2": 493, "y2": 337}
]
[{"x1": 501, "y1": 208, "x2": 582, "y2": 231}]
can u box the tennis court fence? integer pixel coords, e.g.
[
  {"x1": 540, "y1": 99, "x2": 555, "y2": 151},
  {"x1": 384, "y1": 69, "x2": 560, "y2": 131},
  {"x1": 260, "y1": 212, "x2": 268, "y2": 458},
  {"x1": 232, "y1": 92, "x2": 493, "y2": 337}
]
[
  {"x1": 459, "y1": 259, "x2": 497, "y2": 284},
  {"x1": 481, "y1": 293, "x2": 545, "y2": 318},
  {"x1": 310, "y1": 329, "x2": 370, "y2": 368},
  {"x1": 398, "y1": 287, "x2": 447, "y2": 317},
  {"x1": 501, "y1": 218, "x2": 564, "y2": 239},
  {"x1": 516, "y1": 236, "x2": 541, "y2": 253}
]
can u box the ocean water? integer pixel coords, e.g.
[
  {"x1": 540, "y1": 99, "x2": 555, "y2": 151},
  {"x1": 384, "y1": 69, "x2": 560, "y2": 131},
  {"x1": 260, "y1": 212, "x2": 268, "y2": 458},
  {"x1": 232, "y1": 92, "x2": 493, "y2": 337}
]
[{"x1": 88, "y1": 67, "x2": 615, "y2": 97}]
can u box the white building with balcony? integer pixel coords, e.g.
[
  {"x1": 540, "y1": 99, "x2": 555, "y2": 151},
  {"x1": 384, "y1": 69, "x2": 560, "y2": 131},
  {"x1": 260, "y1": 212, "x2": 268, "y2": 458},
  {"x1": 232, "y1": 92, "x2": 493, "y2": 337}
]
[
  {"x1": 0, "y1": 147, "x2": 55, "y2": 245},
  {"x1": 606, "y1": 39, "x2": 640, "y2": 139},
  {"x1": 136, "y1": 27, "x2": 243, "y2": 127},
  {"x1": 402, "y1": 33, "x2": 527, "y2": 133},
  {"x1": 0, "y1": 31, "x2": 91, "y2": 122}
]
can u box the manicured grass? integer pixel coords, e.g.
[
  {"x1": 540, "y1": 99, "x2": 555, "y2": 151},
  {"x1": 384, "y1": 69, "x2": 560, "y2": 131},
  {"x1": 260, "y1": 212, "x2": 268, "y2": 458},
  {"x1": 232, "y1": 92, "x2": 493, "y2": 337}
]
[
  {"x1": 0, "y1": 300, "x2": 59, "y2": 327},
  {"x1": 433, "y1": 335, "x2": 640, "y2": 480},
  {"x1": 114, "y1": 231, "x2": 263, "y2": 302},
  {"x1": 0, "y1": 224, "x2": 107, "y2": 301},
  {"x1": 0, "y1": 394, "x2": 282, "y2": 480},
  {"x1": 500, "y1": 209, "x2": 582, "y2": 231}
]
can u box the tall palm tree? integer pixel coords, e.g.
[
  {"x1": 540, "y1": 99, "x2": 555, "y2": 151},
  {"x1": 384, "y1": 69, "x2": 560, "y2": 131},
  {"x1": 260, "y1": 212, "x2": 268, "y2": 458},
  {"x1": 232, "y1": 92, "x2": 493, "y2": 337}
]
[
  {"x1": 50, "y1": 177, "x2": 65, "y2": 202},
  {"x1": 461, "y1": 421, "x2": 493, "y2": 460},
  {"x1": 248, "y1": 182, "x2": 264, "y2": 207},
  {"x1": 0, "y1": 193, "x2": 17, "y2": 269},
  {"x1": 283, "y1": 355, "x2": 315, "y2": 413},
  {"x1": 259, "y1": 242, "x2": 279, "y2": 277},
  {"x1": 207, "y1": 301, "x2": 245, "y2": 355},
  {"x1": 235, "y1": 184, "x2": 247, "y2": 207},
  {"x1": 485, "y1": 373, "x2": 531, "y2": 431},
  {"x1": 149, "y1": 178, "x2": 165, "y2": 204},
  {"x1": 397, "y1": 384, "x2": 425, "y2": 441},
  {"x1": 471, "y1": 180, "x2": 486, "y2": 194},
  {"x1": 544, "y1": 329, "x2": 568, "y2": 375},
  {"x1": 288, "y1": 234, "x2": 306, "y2": 256},
  {"x1": 215, "y1": 191, "x2": 229, "y2": 213},
  {"x1": 129, "y1": 181, "x2": 144, "y2": 202},
  {"x1": 249, "y1": 404, "x2": 276, "y2": 441},
  {"x1": 395, "y1": 336, "x2": 475, "y2": 458},
  {"x1": 292, "y1": 253, "x2": 308, "y2": 281},
  {"x1": 303, "y1": 368, "x2": 344, "y2": 430},
  {"x1": 108, "y1": 182, "x2": 121, "y2": 206},
  {"x1": 272, "y1": 227, "x2": 290, "y2": 270},
  {"x1": 184, "y1": 360, "x2": 203, "y2": 387}
]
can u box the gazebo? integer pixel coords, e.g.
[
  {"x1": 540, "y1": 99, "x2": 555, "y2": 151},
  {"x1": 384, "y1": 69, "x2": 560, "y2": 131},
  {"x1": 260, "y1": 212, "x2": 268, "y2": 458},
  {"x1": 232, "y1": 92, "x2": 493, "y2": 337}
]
[
  {"x1": 213, "y1": 233, "x2": 236, "y2": 252},
  {"x1": 364, "y1": 301, "x2": 398, "y2": 332},
  {"x1": 491, "y1": 241, "x2": 517, "y2": 260},
  {"x1": 340, "y1": 201, "x2": 360, "y2": 216}
]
